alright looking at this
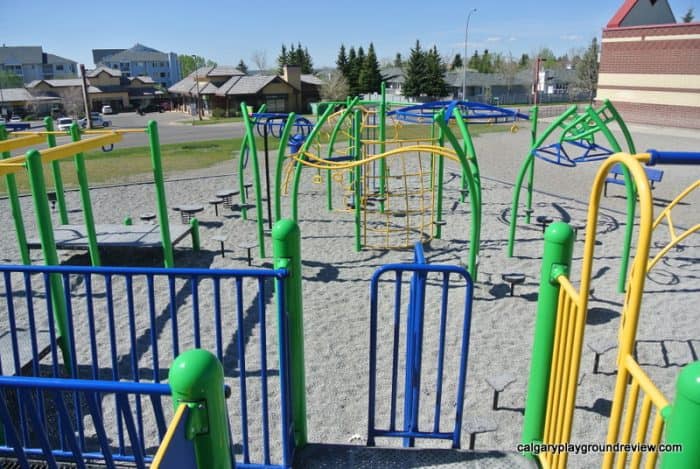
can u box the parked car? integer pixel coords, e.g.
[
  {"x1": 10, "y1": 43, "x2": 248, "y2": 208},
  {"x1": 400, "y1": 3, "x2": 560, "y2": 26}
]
[
  {"x1": 79, "y1": 112, "x2": 111, "y2": 128},
  {"x1": 0, "y1": 117, "x2": 5, "y2": 125},
  {"x1": 101, "y1": 105, "x2": 113, "y2": 114},
  {"x1": 57, "y1": 117, "x2": 75, "y2": 131},
  {"x1": 9, "y1": 116, "x2": 22, "y2": 123},
  {"x1": 138, "y1": 103, "x2": 165, "y2": 114}
]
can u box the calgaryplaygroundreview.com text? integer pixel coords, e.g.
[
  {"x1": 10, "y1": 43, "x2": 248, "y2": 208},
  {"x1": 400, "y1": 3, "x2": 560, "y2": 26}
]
[{"x1": 517, "y1": 442, "x2": 683, "y2": 455}]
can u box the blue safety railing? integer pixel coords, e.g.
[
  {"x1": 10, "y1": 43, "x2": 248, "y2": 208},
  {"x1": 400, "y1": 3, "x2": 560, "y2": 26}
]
[
  {"x1": 367, "y1": 244, "x2": 474, "y2": 449},
  {"x1": 0, "y1": 263, "x2": 293, "y2": 468},
  {"x1": 0, "y1": 375, "x2": 170, "y2": 468}
]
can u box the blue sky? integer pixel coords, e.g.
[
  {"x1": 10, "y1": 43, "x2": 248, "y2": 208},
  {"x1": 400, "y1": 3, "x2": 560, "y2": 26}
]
[{"x1": 1, "y1": 0, "x2": 695, "y2": 70}]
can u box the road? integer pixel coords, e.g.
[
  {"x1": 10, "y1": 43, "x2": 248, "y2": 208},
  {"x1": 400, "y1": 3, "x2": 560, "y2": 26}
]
[{"x1": 19, "y1": 111, "x2": 247, "y2": 150}]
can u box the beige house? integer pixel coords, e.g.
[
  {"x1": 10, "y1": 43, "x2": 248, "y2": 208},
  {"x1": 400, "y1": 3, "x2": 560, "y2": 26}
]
[
  {"x1": 27, "y1": 66, "x2": 165, "y2": 114},
  {"x1": 169, "y1": 65, "x2": 322, "y2": 116}
]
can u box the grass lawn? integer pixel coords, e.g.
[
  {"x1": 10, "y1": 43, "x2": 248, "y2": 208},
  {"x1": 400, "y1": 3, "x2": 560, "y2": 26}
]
[{"x1": 1, "y1": 121, "x2": 514, "y2": 195}]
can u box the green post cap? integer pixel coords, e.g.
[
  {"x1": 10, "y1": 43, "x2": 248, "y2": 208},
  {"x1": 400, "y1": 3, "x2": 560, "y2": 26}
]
[
  {"x1": 169, "y1": 349, "x2": 223, "y2": 400},
  {"x1": 544, "y1": 221, "x2": 574, "y2": 244},
  {"x1": 676, "y1": 361, "x2": 700, "y2": 404},
  {"x1": 272, "y1": 218, "x2": 299, "y2": 241}
]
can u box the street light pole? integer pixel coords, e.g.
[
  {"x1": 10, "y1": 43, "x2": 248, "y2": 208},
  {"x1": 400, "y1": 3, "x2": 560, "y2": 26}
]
[
  {"x1": 463, "y1": 7, "x2": 477, "y2": 102},
  {"x1": 192, "y1": 55, "x2": 202, "y2": 121}
]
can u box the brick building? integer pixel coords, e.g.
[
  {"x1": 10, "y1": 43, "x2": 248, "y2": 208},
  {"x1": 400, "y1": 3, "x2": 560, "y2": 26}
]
[{"x1": 596, "y1": 0, "x2": 700, "y2": 129}]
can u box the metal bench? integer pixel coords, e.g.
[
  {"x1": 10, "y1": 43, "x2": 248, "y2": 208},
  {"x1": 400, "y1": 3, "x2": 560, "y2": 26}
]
[{"x1": 604, "y1": 163, "x2": 663, "y2": 196}]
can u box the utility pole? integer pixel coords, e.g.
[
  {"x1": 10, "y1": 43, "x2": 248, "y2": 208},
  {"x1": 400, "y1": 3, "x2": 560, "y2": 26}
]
[
  {"x1": 192, "y1": 55, "x2": 202, "y2": 121},
  {"x1": 79, "y1": 64, "x2": 92, "y2": 128},
  {"x1": 462, "y1": 8, "x2": 477, "y2": 101}
]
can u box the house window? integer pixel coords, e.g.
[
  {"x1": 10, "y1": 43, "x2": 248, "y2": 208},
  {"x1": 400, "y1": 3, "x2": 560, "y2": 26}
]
[
  {"x1": 56, "y1": 64, "x2": 64, "y2": 71},
  {"x1": 265, "y1": 95, "x2": 287, "y2": 112},
  {"x1": 159, "y1": 72, "x2": 167, "y2": 78}
]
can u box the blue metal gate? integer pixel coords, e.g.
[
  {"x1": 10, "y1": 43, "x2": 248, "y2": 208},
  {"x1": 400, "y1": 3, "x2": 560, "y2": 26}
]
[
  {"x1": 0, "y1": 263, "x2": 293, "y2": 468},
  {"x1": 367, "y1": 244, "x2": 474, "y2": 449}
]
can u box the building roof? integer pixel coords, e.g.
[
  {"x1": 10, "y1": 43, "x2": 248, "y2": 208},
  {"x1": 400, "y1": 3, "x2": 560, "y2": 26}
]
[
  {"x1": 219, "y1": 75, "x2": 279, "y2": 96},
  {"x1": 45, "y1": 53, "x2": 76, "y2": 65},
  {"x1": 97, "y1": 43, "x2": 169, "y2": 64},
  {"x1": 301, "y1": 74, "x2": 323, "y2": 85},
  {"x1": 207, "y1": 66, "x2": 244, "y2": 77},
  {"x1": 607, "y1": 0, "x2": 676, "y2": 28},
  {"x1": 198, "y1": 82, "x2": 219, "y2": 94},
  {"x1": 0, "y1": 87, "x2": 35, "y2": 102},
  {"x1": 130, "y1": 75, "x2": 156, "y2": 84},
  {"x1": 168, "y1": 76, "x2": 198, "y2": 94},
  {"x1": 87, "y1": 66, "x2": 122, "y2": 78},
  {"x1": 0, "y1": 46, "x2": 43, "y2": 64},
  {"x1": 27, "y1": 79, "x2": 102, "y2": 93},
  {"x1": 93, "y1": 48, "x2": 126, "y2": 65}
]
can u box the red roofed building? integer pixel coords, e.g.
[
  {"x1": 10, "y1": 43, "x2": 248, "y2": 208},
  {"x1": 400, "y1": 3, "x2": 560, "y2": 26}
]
[{"x1": 596, "y1": 0, "x2": 700, "y2": 128}]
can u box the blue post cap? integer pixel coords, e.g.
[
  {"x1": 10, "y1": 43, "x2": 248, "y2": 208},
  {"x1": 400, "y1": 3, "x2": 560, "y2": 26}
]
[{"x1": 288, "y1": 133, "x2": 306, "y2": 153}]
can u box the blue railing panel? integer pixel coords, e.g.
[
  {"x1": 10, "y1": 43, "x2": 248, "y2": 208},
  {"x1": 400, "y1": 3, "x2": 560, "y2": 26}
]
[
  {"x1": 0, "y1": 263, "x2": 294, "y2": 468},
  {"x1": 367, "y1": 246, "x2": 474, "y2": 449}
]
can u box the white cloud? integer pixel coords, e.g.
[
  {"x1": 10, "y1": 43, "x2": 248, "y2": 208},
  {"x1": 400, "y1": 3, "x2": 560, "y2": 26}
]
[
  {"x1": 560, "y1": 34, "x2": 582, "y2": 41},
  {"x1": 486, "y1": 36, "x2": 502, "y2": 42}
]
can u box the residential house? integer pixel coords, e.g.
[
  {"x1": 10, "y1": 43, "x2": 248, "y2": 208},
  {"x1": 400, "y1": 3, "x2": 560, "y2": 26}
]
[
  {"x1": 0, "y1": 87, "x2": 61, "y2": 118},
  {"x1": 169, "y1": 65, "x2": 322, "y2": 116},
  {"x1": 27, "y1": 66, "x2": 166, "y2": 115},
  {"x1": 596, "y1": 0, "x2": 700, "y2": 128},
  {"x1": 92, "y1": 43, "x2": 181, "y2": 88},
  {"x1": 0, "y1": 45, "x2": 77, "y2": 83}
]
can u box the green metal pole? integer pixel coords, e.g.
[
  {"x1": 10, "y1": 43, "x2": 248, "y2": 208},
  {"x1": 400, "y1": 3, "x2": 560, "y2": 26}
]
[
  {"x1": 238, "y1": 133, "x2": 249, "y2": 221},
  {"x1": 169, "y1": 349, "x2": 232, "y2": 469},
  {"x1": 1, "y1": 125, "x2": 30, "y2": 264},
  {"x1": 272, "y1": 219, "x2": 307, "y2": 447},
  {"x1": 25, "y1": 149, "x2": 72, "y2": 369},
  {"x1": 521, "y1": 221, "x2": 574, "y2": 459},
  {"x1": 69, "y1": 124, "x2": 101, "y2": 266},
  {"x1": 189, "y1": 218, "x2": 200, "y2": 251},
  {"x1": 353, "y1": 110, "x2": 362, "y2": 251},
  {"x1": 508, "y1": 105, "x2": 578, "y2": 257},
  {"x1": 434, "y1": 124, "x2": 445, "y2": 239},
  {"x1": 45, "y1": 117, "x2": 69, "y2": 224},
  {"x1": 240, "y1": 103, "x2": 266, "y2": 259},
  {"x1": 147, "y1": 120, "x2": 175, "y2": 267},
  {"x1": 378, "y1": 82, "x2": 386, "y2": 213},
  {"x1": 323, "y1": 97, "x2": 360, "y2": 213},
  {"x1": 661, "y1": 361, "x2": 700, "y2": 468},
  {"x1": 290, "y1": 104, "x2": 336, "y2": 222},
  {"x1": 525, "y1": 106, "x2": 539, "y2": 225},
  {"x1": 274, "y1": 114, "x2": 296, "y2": 222}
]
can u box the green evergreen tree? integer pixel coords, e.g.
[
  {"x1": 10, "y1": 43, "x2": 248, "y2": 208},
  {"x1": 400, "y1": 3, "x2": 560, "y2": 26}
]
[
  {"x1": 359, "y1": 42, "x2": 383, "y2": 94},
  {"x1": 394, "y1": 52, "x2": 403, "y2": 68},
  {"x1": 337, "y1": 44, "x2": 349, "y2": 75},
  {"x1": 277, "y1": 44, "x2": 287, "y2": 74},
  {"x1": 468, "y1": 50, "x2": 480, "y2": 70},
  {"x1": 683, "y1": 7, "x2": 695, "y2": 22},
  {"x1": 403, "y1": 40, "x2": 426, "y2": 99},
  {"x1": 347, "y1": 47, "x2": 360, "y2": 96},
  {"x1": 577, "y1": 37, "x2": 599, "y2": 103},
  {"x1": 425, "y1": 46, "x2": 448, "y2": 97},
  {"x1": 237, "y1": 59, "x2": 248, "y2": 74},
  {"x1": 450, "y1": 53, "x2": 463, "y2": 71},
  {"x1": 302, "y1": 47, "x2": 314, "y2": 74},
  {"x1": 480, "y1": 49, "x2": 493, "y2": 73},
  {"x1": 519, "y1": 53, "x2": 530, "y2": 68}
]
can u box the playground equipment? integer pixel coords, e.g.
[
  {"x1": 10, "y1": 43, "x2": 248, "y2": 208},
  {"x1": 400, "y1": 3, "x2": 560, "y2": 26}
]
[
  {"x1": 237, "y1": 108, "x2": 315, "y2": 250},
  {"x1": 522, "y1": 150, "x2": 700, "y2": 468},
  {"x1": 1, "y1": 120, "x2": 198, "y2": 270},
  {"x1": 506, "y1": 100, "x2": 639, "y2": 291},
  {"x1": 368, "y1": 242, "x2": 474, "y2": 449},
  {"x1": 0, "y1": 220, "x2": 304, "y2": 468},
  {"x1": 268, "y1": 85, "x2": 483, "y2": 277},
  {"x1": 388, "y1": 100, "x2": 528, "y2": 130}
]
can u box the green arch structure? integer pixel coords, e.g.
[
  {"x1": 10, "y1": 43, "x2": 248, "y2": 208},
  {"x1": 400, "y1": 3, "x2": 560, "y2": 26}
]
[
  {"x1": 506, "y1": 100, "x2": 636, "y2": 292},
  {"x1": 264, "y1": 85, "x2": 483, "y2": 279}
]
